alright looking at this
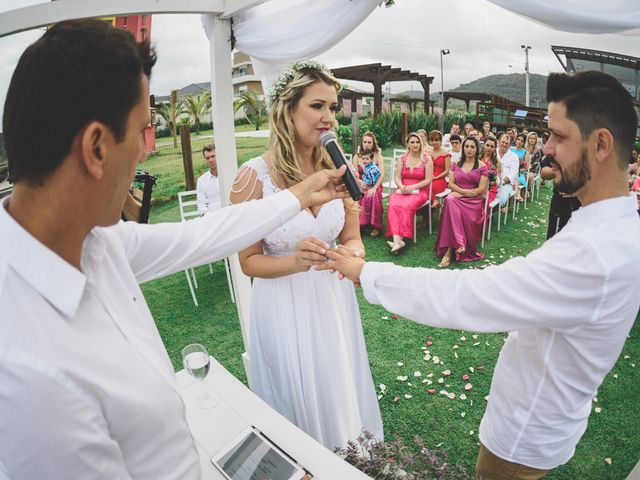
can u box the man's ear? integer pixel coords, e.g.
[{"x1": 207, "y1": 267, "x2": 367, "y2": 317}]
[
  {"x1": 79, "y1": 121, "x2": 111, "y2": 180},
  {"x1": 593, "y1": 128, "x2": 614, "y2": 165}
]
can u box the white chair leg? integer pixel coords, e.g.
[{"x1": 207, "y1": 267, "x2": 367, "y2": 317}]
[
  {"x1": 208, "y1": 263, "x2": 213, "y2": 274},
  {"x1": 413, "y1": 213, "x2": 417, "y2": 243},
  {"x1": 190, "y1": 267, "x2": 198, "y2": 289},
  {"x1": 184, "y1": 269, "x2": 198, "y2": 307},
  {"x1": 223, "y1": 257, "x2": 236, "y2": 304},
  {"x1": 428, "y1": 203, "x2": 432, "y2": 235},
  {"x1": 488, "y1": 209, "x2": 494, "y2": 239}
]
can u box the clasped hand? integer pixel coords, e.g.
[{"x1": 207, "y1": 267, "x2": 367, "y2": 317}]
[{"x1": 315, "y1": 245, "x2": 365, "y2": 286}]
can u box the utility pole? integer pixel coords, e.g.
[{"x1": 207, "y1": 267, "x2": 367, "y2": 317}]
[
  {"x1": 439, "y1": 49, "x2": 450, "y2": 132},
  {"x1": 521, "y1": 45, "x2": 531, "y2": 107}
]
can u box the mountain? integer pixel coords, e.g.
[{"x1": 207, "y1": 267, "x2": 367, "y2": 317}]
[{"x1": 430, "y1": 73, "x2": 548, "y2": 109}]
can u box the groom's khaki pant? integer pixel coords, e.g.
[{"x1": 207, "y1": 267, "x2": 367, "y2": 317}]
[{"x1": 475, "y1": 444, "x2": 550, "y2": 480}]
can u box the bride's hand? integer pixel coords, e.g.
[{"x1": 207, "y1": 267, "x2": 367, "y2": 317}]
[{"x1": 294, "y1": 237, "x2": 330, "y2": 272}]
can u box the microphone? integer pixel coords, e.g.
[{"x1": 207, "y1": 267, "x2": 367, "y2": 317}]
[{"x1": 319, "y1": 131, "x2": 364, "y2": 201}]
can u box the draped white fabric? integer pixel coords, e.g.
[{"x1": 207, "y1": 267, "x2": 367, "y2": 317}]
[
  {"x1": 202, "y1": 0, "x2": 380, "y2": 92},
  {"x1": 488, "y1": 0, "x2": 640, "y2": 35}
]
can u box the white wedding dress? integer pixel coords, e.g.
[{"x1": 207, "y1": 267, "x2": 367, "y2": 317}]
[{"x1": 244, "y1": 156, "x2": 383, "y2": 451}]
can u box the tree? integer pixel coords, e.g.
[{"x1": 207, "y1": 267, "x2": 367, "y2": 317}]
[
  {"x1": 155, "y1": 90, "x2": 186, "y2": 147},
  {"x1": 233, "y1": 90, "x2": 266, "y2": 131},
  {"x1": 181, "y1": 92, "x2": 212, "y2": 134}
]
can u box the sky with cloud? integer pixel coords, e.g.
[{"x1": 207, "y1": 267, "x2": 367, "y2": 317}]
[{"x1": 0, "y1": 0, "x2": 637, "y2": 115}]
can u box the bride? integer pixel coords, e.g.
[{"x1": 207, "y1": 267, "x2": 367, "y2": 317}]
[{"x1": 229, "y1": 60, "x2": 383, "y2": 451}]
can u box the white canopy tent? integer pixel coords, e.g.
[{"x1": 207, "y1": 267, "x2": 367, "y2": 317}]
[{"x1": 0, "y1": 0, "x2": 637, "y2": 384}]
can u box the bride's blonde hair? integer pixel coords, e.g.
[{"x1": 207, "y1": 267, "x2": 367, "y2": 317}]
[{"x1": 269, "y1": 67, "x2": 341, "y2": 188}]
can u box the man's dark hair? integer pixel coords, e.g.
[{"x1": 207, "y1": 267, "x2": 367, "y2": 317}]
[
  {"x1": 546, "y1": 70, "x2": 637, "y2": 169},
  {"x1": 3, "y1": 19, "x2": 157, "y2": 184},
  {"x1": 202, "y1": 143, "x2": 216, "y2": 156},
  {"x1": 450, "y1": 134, "x2": 461, "y2": 143}
]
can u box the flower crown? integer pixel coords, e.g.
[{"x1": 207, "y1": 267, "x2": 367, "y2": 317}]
[{"x1": 267, "y1": 59, "x2": 332, "y2": 106}]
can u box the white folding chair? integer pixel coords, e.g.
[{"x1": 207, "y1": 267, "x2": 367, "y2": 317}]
[
  {"x1": 481, "y1": 190, "x2": 502, "y2": 247},
  {"x1": 382, "y1": 149, "x2": 404, "y2": 198},
  {"x1": 412, "y1": 182, "x2": 434, "y2": 243},
  {"x1": 178, "y1": 190, "x2": 235, "y2": 307}
]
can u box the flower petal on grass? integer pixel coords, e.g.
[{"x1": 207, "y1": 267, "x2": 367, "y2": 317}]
[
  {"x1": 604, "y1": 458, "x2": 612, "y2": 465},
  {"x1": 396, "y1": 375, "x2": 408, "y2": 382},
  {"x1": 462, "y1": 374, "x2": 470, "y2": 381},
  {"x1": 442, "y1": 369, "x2": 451, "y2": 377},
  {"x1": 460, "y1": 412, "x2": 465, "y2": 417},
  {"x1": 404, "y1": 394, "x2": 412, "y2": 399},
  {"x1": 460, "y1": 394, "x2": 467, "y2": 400},
  {"x1": 423, "y1": 354, "x2": 432, "y2": 361},
  {"x1": 464, "y1": 383, "x2": 473, "y2": 391},
  {"x1": 414, "y1": 371, "x2": 422, "y2": 377},
  {"x1": 427, "y1": 388, "x2": 436, "y2": 394},
  {"x1": 595, "y1": 407, "x2": 602, "y2": 413},
  {"x1": 396, "y1": 362, "x2": 404, "y2": 366}
]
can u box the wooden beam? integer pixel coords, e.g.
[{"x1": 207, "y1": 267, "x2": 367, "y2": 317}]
[{"x1": 0, "y1": 0, "x2": 224, "y2": 38}]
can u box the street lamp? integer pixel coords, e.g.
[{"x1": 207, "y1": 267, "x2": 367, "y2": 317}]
[
  {"x1": 439, "y1": 48, "x2": 450, "y2": 132},
  {"x1": 521, "y1": 45, "x2": 531, "y2": 107}
]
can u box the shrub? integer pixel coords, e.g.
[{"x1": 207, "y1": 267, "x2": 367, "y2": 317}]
[
  {"x1": 337, "y1": 124, "x2": 353, "y2": 154},
  {"x1": 336, "y1": 431, "x2": 471, "y2": 480},
  {"x1": 336, "y1": 113, "x2": 353, "y2": 126}
]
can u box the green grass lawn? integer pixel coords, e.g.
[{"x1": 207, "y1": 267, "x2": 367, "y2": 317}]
[{"x1": 142, "y1": 172, "x2": 639, "y2": 479}]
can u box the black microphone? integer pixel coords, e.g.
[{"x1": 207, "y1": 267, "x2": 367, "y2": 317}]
[{"x1": 319, "y1": 131, "x2": 364, "y2": 201}]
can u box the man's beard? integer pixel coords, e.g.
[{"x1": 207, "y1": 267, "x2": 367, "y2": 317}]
[{"x1": 550, "y1": 147, "x2": 591, "y2": 194}]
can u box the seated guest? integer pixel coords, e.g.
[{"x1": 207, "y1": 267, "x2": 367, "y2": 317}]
[
  {"x1": 480, "y1": 121, "x2": 492, "y2": 142},
  {"x1": 386, "y1": 132, "x2": 433, "y2": 252},
  {"x1": 510, "y1": 133, "x2": 530, "y2": 201},
  {"x1": 442, "y1": 123, "x2": 460, "y2": 148},
  {"x1": 629, "y1": 148, "x2": 639, "y2": 175},
  {"x1": 427, "y1": 130, "x2": 451, "y2": 208},
  {"x1": 416, "y1": 128, "x2": 431, "y2": 153},
  {"x1": 353, "y1": 132, "x2": 385, "y2": 237},
  {"x1": 481, "y1": 137, "x2": 501, "y2": 208},
  {"x1": 496, "y1": 133, "x2": 520, "y2": 211},
  {"x1": 463, "y1": 122, "x2": 474, "y2": 138},
  {"x1": 196, "y1": 143, "x2": 221, "y2": 212},
  {"x1": 449, "y1": 134, "x2": 462, "y2": 163},
  {"x1": 436, "y1": 136, "x2": 488, "y2": 267}
]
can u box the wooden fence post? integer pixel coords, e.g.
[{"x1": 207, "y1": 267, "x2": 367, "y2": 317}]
[
  {"x1": 180, "y1": 124, "x2": 195, "y2": 191},
  {"x1": 401, "y1": 112, "x2": 409, "y2": 144},
  {"x1": 351, "y1": 113, "x2": 359, "y2": 155}
]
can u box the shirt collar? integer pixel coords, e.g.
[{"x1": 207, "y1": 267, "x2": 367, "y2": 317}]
[
  {"x1": 0, "y1": 197, "x2": 86, "y2": 318},
  {"x1": 570, "y1": 194, "x2": 638, "y2": 228}
]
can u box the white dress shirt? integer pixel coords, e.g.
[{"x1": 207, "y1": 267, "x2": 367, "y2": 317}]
[
  {"x1": 0, "y1": 190, "x2": 300, "y2": 480},
  {"x1": 497, "y1": 149, "x2": 520, "y2": 184},
  {"x1": 196, "y1": 170, "x2": 221, "y2": 211},
  {"x1": 360, "y1": 195, "x2": 640, "y2": 470}
]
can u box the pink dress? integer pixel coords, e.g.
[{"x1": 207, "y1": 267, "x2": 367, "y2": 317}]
[
  {"x1": 358, "y1": 163, "x2": 384, "y2": 229},
  {"x1": 435, "y1": 163, "x2": 488, "y2": 262},
  {"x1": 431, "y1": 153, "x2": 449, "y2": 199},
  {"x1": 386, "y1": 153, "x2": 430, "y2": 239}
]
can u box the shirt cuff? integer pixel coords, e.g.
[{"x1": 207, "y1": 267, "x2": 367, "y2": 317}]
[
  {"x1": 272, "y1": 190, "x2": 301, "y2": 222},
  {"x1": 360, "y1": 261, "x2": 384, "y2": 305}
]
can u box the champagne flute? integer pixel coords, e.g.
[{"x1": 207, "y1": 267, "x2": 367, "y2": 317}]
[{"x1": 182, "y1": 343, "x2": 218, "y2": 409}]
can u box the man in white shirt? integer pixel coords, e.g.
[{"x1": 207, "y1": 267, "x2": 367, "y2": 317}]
[
  {"x1": 448, "y1": 134, "x2": 462, "y2": 163},
  {"x1": 196, "y1": 143, "x2": 221, "y2": 211},
  {"x1": 322, "y1": 70, "x2": 640, "y2": 479},
  {"x1": 0, "y1": 20, "x2": 347, "y2": 480},
  {"x1": 442, "y1": 123, "x2": 460, "y2": 149},
  {"x1": 496, "y1": 133, "x2": 521, "y2": 209}
]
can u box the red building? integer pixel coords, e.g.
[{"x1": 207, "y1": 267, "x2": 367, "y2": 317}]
[{"x1": 115, "y1": 15, "x2": 156, "y2": 152}]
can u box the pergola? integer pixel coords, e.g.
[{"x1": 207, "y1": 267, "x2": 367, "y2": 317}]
[
  {"x1": 442, "y1": 91, "x2": 494, "y2": 114},
  {"x1": 338, "y1": 87, "x2": 374, "y2": 115},
  {"x1": 332, "y1": 63, "x2": 433, "y2": 117}
]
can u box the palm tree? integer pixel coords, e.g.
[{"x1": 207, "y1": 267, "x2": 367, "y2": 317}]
[
  {"x1": 181, "y1": 92, "x2": 212, "y2": 134},
  {"x1": 156, "y1": 92, "x2": 186, "y2": 147},
  {"x1": 233, "y1": 90, "x2": 266, "y2": 131}
]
